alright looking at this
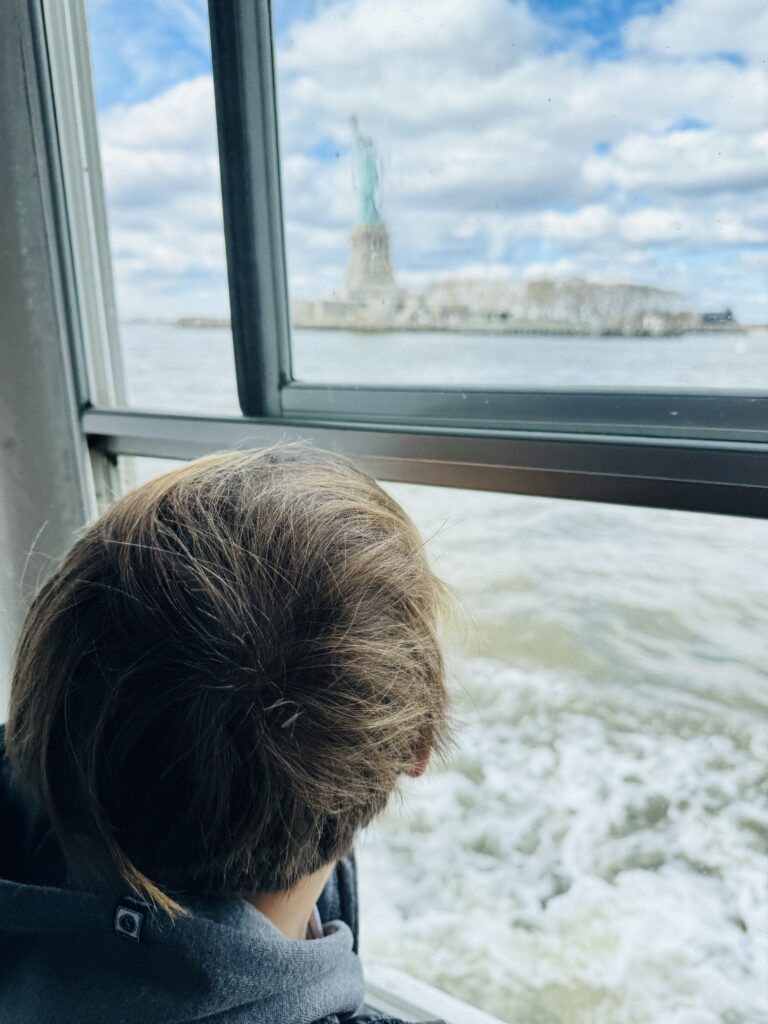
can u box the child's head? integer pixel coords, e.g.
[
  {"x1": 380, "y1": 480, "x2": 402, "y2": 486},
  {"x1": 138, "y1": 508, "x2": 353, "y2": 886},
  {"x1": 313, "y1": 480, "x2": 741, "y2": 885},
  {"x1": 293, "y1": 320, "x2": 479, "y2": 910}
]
[{"x1": 7, "y1": 443, "x2": 449, "y2": 912}]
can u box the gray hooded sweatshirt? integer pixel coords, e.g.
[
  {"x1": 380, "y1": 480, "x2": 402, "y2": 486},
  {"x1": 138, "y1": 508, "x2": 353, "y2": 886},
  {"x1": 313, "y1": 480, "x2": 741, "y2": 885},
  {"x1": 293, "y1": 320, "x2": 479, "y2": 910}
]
[{"x1": 0, "y1": 727, "x2": 439, "y2": 1024}]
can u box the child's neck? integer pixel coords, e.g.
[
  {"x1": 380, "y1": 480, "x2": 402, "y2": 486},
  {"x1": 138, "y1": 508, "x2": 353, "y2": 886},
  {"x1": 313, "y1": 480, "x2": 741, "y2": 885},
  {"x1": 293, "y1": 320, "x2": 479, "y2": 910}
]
[{"x1": 246, "y1": 863, "x2": 334, "y2": 940}]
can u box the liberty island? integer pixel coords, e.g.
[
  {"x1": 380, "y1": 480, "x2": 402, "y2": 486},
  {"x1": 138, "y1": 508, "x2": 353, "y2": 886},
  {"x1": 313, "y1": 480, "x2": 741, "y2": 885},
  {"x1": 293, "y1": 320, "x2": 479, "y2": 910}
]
[{"x1": 291, "y1": 120, "x2": 739, "y2": 338}]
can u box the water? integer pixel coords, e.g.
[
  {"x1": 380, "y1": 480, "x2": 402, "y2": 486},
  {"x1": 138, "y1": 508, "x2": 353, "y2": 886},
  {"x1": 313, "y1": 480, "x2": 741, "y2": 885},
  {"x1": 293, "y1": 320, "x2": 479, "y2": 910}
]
[
  {"x1": 123, "y1": 323, "x2": 768, "y2": 1024},
  {"x1": 119, "y1": 324, "x2": 768, "y2": 410},
  {"x1": 291, "y1": 328, "x2": 768, "y2": 390}
]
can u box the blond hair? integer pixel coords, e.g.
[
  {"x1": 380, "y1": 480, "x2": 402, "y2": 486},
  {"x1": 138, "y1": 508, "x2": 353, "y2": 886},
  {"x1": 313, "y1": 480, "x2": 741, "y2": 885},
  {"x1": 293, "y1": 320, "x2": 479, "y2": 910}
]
[{"x1": 7, "y1": 443, "x2": 450, "y2": 914}]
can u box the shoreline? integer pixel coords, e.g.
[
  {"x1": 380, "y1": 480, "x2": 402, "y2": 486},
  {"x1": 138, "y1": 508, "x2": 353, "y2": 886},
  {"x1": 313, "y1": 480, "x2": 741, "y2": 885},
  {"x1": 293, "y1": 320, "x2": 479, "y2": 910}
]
[{"x1": 161, "y1": 318, "x2": 755, "y2": 338}]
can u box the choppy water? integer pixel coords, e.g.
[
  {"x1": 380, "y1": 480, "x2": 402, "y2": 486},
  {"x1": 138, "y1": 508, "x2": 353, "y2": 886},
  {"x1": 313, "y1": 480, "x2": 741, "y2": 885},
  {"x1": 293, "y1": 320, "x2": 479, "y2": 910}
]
[
  {"x1": 360, "y1": 485, "x2": 768, "y2": 1024},
  {"x1": 124, "y1": 323, "x2": 768, "y2": 1024},
  {"x1": 120, "y1": 323, "x2": 768, "y2": 404}
]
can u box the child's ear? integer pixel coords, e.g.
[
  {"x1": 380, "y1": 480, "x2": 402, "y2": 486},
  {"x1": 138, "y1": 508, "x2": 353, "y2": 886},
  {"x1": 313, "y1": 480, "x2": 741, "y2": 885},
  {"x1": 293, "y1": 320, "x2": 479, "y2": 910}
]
[{"x1": 405, "y1": 744, "x2": 431, "y2": 778}]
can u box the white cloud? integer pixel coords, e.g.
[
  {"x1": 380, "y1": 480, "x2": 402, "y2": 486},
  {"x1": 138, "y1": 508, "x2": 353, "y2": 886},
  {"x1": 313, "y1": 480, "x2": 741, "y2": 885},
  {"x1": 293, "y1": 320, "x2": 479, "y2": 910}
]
[
  {"x1": 619, "y1": 203, "x2": 768, "y2": 247},
  {"x1": 279, "y1": 0, "x2": 545, "y2": 77},
  {"x1": 584, "y1": 129, "x2": 768, "y2": 195},
  {"x1": 522, "y1": 259, "x2": 581, "y2": 281},
  {"x1": 537, "y1": 205, "x2": 615, "y2": 243},
  {"x1": 100, "y1": 74, "x2": 217, "y2": 153},
  {"x1": 97, "y1": 75, "x2": 230, "y2": 318},
  {"x1": 624, "y1": 0, "x2": 768, "y2": 62}
]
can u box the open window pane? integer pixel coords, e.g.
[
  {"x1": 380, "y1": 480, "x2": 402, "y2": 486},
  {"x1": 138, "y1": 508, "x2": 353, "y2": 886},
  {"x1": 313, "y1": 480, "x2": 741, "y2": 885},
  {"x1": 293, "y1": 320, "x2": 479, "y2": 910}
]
[
  {"x1": 274, "y1": 1, "x2": 768, "y2": 389},
  {"x1": 358, "y1": 481, "x2": 768, "y2": 1022},
  {"x1": 85, "y1": 0, "x2": 238, "y2": 415}
]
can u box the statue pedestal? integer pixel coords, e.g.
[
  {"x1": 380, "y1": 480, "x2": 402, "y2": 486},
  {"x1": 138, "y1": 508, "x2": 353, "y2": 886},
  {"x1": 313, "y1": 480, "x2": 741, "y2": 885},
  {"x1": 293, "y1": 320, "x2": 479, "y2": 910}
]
[{"x1": 346, "y1": 223, "x2": 396, "y2": 294}]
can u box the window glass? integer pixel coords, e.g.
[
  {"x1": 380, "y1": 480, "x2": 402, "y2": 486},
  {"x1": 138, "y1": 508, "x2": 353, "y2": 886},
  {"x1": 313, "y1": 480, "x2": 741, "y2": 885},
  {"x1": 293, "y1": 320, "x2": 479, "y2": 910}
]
[
  {"x1": 121, "y1": 456, "x2": 768, "y2": 1024},
  {"x1": 85, "y1": 1, "x2": 238, "y2": 414},
  {"x1": 274, "y1": 1, "x2": 768, "y2": 388}
]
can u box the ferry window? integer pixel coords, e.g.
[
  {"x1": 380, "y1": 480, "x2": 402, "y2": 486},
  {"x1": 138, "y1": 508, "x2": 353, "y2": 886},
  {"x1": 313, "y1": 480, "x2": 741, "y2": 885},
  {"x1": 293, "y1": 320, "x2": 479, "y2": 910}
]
[
  {"x1": 119, "y1": 456, "x2": 768, "y2": 1024},
  {"x1": 55, "y1": 0, "x2": 765, "y2": 518},
  {"x1": 274, "y1": 1, "x2": 768, "y2": 390},
  {"x1": 84, "y1": 0, "x2": 238, "y2": 415}
]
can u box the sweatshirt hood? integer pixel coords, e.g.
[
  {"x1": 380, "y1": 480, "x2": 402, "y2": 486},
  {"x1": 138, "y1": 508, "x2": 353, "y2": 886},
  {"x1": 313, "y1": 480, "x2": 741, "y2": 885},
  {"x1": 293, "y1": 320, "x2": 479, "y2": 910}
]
[{"x1": 0, "y1": 728, "x2": 365, "y2": 1024}]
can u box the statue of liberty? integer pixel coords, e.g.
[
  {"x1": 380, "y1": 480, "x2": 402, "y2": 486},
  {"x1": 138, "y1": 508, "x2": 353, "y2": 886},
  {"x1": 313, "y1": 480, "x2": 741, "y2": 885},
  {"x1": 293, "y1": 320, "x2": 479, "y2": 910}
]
[
  {"x1": 350, "y1": 115, "x2": 382, "y2": 225},
  {"x1": 345, "y1": 116, "x2": 396, "y2": 294}
]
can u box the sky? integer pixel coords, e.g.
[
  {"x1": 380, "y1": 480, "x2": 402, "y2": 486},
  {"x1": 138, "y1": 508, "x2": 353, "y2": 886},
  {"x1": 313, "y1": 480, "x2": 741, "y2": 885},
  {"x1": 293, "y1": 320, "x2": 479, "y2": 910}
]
[{"x1": 86, "y1": 0, "x2": 768, "y2": 321}]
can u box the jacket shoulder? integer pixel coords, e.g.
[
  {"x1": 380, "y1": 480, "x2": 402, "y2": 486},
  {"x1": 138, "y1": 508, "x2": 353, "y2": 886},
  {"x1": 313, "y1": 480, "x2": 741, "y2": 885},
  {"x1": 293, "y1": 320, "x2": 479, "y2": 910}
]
[{"x1": 0, "y1": 723, "x2": 66, "y2": 887}]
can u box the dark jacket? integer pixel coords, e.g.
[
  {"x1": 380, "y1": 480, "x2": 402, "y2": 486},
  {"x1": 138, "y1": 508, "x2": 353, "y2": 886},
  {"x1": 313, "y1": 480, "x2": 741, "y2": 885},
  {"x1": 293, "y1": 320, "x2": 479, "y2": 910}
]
[{"x1": 0, "y1": 725, "x2": 439, "y2": 1024}]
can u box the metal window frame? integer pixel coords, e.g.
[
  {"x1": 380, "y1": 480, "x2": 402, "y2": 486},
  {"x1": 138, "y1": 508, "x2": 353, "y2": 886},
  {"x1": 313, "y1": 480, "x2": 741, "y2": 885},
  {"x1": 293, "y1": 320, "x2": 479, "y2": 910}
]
[
  {"x1": 83, "y1": 408, "x2": 768, "y2": 518},
  {"x1": 0, "y1": 0, "x2": 105, "y2": 708},
  {"x1": 41, "y1": 0, "x2": 126, "y2": 411},
  {"x1": 208, "y1": 0, "x2": 292, "y2": 418}
]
